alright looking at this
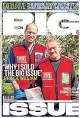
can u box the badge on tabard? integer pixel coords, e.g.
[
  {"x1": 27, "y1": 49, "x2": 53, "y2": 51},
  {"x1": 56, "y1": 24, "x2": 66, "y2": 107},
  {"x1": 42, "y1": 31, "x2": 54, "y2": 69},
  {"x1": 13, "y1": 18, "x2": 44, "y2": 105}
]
[
  {"x1": 35, "y1": 52, "x2": 43, "y2": 63},
  {"x1": 16, "y1": 56, "x2": 26, "y2": 63},
  {"x1": 62, "y1": 72, "x2": 70, "y2": 84},
  {"x1": 43, "y1": 72, "x2": 52, "y2": 80}
]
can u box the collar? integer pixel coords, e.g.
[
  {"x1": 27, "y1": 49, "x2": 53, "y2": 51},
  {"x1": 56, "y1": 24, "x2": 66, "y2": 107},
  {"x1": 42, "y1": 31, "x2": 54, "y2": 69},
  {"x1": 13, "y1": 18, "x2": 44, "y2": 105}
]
[
  {"x1": 20, "y1": 40, "x2": 35, "y2": 47},
  {"x1": 20, "y1": 40, "x2": 35, "y2": 54},
  {"x1": 20, "y1": 40, "x2": 25, "y2": 46}
]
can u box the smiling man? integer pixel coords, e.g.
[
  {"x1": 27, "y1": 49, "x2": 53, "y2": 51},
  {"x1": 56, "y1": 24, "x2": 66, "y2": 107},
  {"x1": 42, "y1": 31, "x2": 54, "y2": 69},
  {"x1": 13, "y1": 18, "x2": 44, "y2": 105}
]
[{"x1": 6, "y1": 23, "x2": 45, "y2": 100}]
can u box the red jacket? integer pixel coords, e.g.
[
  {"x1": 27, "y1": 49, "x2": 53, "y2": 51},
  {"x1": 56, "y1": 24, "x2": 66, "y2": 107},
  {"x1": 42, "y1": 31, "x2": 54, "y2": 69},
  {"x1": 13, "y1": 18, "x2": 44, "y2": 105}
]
[
  {"x1": 11, "y1": 43, "x2": 45, "y2": 90},
  {"x1": 38, "y1": 56, "x2": 73, "y2": 100}
]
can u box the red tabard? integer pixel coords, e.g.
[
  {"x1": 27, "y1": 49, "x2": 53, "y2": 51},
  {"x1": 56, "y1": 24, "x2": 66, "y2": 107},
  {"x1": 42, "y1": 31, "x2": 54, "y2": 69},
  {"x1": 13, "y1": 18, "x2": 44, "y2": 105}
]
[{"x1": 11, "y1": 43, "x2": 45, "y2": 90}]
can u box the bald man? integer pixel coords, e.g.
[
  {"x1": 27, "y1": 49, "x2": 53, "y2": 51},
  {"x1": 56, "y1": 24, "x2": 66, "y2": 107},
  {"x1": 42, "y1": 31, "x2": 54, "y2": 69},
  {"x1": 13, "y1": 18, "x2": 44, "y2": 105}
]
[{"x1": 35, "y1": 38, "x2": 78, "y2": 100}]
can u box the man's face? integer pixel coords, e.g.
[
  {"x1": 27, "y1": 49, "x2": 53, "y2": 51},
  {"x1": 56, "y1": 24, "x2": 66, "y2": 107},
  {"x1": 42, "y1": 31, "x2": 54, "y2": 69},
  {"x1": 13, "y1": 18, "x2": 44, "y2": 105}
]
[
  {"x1": 46, "y1": 41, "x2": 61, "y2": 60},
  {"x1": 25, "y1": 24, "x2": 38, "y2": 43}
]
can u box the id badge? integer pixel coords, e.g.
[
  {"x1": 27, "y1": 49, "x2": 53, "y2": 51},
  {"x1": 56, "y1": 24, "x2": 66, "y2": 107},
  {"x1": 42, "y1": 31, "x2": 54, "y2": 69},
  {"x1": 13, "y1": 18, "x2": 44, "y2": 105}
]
[
  {"x1": 24, "y1": 87, "x2": 44, "y2": 100},
  {"x1": 35, "y1": 52, "x2": 43, "y2": 64},
  {"x1": 62, "y1": 72, "x2": 70, "y2": 84}
]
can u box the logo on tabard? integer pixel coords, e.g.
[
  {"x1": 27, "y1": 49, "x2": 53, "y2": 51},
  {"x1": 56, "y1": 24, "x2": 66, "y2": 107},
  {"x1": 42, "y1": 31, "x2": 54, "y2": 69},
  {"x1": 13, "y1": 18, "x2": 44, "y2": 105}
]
[
  {"x1": 16, "y1": 56, "x2": 26, "y2": 63},
  {"x1": 35, "y1": 52, "x2": 43, "y2": 63},
  {"x1": 62, "y1": 72, "x2": 70, "y2": 84},
  {"x1": 43, "y1": 72, "x2": 52, "y2": 80}
]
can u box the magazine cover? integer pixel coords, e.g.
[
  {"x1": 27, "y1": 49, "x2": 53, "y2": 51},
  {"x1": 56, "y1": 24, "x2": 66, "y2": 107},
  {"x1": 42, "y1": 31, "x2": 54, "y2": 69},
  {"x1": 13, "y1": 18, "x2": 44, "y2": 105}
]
[{"x1": 1, "y1": 0, "x2": 79, "y2": 117}]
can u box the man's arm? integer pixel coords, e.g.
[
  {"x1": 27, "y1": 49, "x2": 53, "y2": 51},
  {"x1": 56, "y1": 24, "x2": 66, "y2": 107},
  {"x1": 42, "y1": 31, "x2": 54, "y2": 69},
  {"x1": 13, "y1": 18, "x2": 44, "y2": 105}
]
[
  {"x1": 6, "y1": 48, "x2": 19, "y2": 90},
  {"x1": 71, "y1": 65, "x2": 78, "y2": 87},
  {"x1": 7, "y1": 48, "x2": 14, "y2": 64},
  {"x1": 71, "y1": 65, "x2": 79, "y2": 100},
  {"x1": 5, "y1": 48, "x2": 15, "y2": 83}
]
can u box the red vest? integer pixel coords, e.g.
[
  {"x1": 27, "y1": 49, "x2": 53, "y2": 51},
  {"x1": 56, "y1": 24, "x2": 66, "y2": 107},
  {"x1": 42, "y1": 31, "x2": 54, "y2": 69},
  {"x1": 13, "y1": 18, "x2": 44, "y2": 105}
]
[
  {"x1": 39, "y1": 56, "x2": 73, "y2": 100},
  {"x1": 11, "y1": 43, "x2": 45, "y2": 90}
]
